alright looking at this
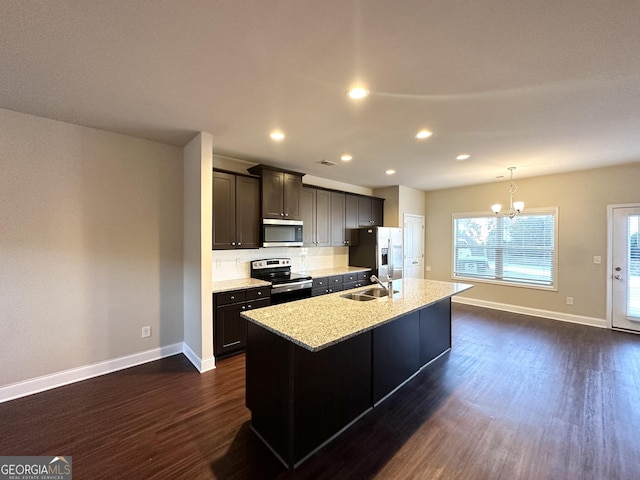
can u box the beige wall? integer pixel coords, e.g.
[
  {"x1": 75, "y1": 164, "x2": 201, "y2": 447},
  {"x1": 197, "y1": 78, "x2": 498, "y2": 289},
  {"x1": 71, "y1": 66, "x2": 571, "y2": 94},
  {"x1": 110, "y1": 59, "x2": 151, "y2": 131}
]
[
  {"x1": 0, "y1": 108, "x2": 184, "y2": 387},
  {"x1": 374, "y1": 185, "x2": 426, "y2": 228},
  {"x1": 183, "y1": 134, "x2": 214, "y2": 370},
  {"x1": 425, "y1": 162, "x2": 640, "y2": 320}
]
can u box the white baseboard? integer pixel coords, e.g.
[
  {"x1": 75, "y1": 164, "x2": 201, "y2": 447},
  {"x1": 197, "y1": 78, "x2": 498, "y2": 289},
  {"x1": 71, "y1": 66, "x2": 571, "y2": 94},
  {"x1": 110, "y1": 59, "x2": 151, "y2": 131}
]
[
  {"x1": 0, "y1": 342, "x2": 184, "y2": 404},
  {"x1": 452, "y1": 296, "x2": 607, "y2": 329},
  {"x1": 182, "y1": 342, "x2": 216, "y2": 373}
]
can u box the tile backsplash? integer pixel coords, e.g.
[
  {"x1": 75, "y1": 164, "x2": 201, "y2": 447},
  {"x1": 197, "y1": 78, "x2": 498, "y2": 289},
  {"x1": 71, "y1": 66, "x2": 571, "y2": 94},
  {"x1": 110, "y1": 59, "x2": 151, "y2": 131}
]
[{"x1": 212, "y1": 247, "x2": 349, "y2": 281}]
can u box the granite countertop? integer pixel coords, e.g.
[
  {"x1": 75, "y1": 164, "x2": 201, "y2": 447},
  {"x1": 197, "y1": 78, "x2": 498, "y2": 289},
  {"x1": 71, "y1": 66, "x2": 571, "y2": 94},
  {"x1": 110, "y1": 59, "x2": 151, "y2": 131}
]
[
  {"x1": 306, "y1": 265, "x2": 371, "y2": 277},
  {"x1": 241, "y1": 278, "x2": 473, "y2": 352},
  {"x1": 212, "y1": 278, "x2": 271, "y2": 293}
]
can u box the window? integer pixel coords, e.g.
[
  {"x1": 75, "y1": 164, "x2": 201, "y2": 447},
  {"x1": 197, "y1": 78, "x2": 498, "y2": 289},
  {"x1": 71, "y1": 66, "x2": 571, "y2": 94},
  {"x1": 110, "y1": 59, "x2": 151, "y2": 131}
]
[{"x1": 452, "y1": 208, "x2": 558, "y2": 289}]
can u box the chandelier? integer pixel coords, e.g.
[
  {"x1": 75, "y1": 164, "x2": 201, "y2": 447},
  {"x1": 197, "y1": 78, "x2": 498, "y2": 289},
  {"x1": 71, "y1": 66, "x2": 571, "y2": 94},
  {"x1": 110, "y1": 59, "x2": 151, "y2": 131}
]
[{"x1": 491, "y1": 167, "x2": 524, "y2": 219}]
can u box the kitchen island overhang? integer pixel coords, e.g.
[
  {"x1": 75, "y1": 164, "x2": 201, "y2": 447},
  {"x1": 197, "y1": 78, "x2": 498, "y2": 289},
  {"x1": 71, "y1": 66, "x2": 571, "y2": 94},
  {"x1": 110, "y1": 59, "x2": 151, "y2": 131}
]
[{"x1": 241, "y1": 278, "x2": 473, "y2": 469}]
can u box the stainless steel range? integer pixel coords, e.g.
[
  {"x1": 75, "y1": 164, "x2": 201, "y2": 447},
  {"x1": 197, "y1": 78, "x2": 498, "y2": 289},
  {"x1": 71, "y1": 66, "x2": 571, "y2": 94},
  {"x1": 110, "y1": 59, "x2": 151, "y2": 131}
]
[{"x1": 250, "y1": 258, "x2": 313, "y2": 304}]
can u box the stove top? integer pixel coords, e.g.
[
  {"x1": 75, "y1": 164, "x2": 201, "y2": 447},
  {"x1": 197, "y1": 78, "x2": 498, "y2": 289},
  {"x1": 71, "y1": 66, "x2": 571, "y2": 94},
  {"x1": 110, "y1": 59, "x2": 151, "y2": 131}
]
[{"x1": 250, "y1": 258, "x2": 312, "y2": 285}]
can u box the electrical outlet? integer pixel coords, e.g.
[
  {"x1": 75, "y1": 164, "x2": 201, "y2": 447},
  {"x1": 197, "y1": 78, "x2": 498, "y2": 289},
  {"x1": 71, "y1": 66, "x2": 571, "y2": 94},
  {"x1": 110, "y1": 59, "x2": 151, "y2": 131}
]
[
  {"x1": 215, "y1": 259, "x2": 222, "y2": 269},
  {"x1": 141, "y1": 326, "x2": 151, "y2": 338},
  {"x1": 566, "y1": 297, "x2": 574, "y2": 305},
  {"x1": 426, "y1": 266, "x2": 432, "y2": 271},
  {"x1": 593, "y1": 256, "x2": 601, "y2": 264}
]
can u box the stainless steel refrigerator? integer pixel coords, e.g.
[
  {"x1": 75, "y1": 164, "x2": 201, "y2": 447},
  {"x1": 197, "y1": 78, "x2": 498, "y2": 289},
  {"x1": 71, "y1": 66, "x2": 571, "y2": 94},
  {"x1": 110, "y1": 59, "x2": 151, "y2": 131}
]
[{"x1": 348, "y1": 227, "x2": 403, "y2": 281}]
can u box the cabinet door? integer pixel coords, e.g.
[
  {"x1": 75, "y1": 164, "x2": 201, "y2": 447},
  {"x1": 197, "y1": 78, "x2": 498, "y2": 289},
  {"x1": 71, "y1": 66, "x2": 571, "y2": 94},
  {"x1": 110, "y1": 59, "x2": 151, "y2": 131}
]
[
  {"x1": 358, "y1": 196, "x2": 373, "y2": 226},
  {"x1": 236, "y1": 176, "x2": 260, "y2": 249},
  {"x1": 371, "y1": 198, "x2": 384, "y2": 226},
  {"x1": 300, "y1": 187, "x2": 317, "y2": 246},
  {"x1": 283, "y1": 173, "x2": 302, "y2": 219},
  {"x1": 262, "y1": 170, "x2": 285, "y2": 219},
  {"x1": 214, "y1": 302, "x2": 246, "y2": 356},
  {"x1": 345, "y1": 194, "x2": 359, "y2": 246},
  {"x1": 330, "y1": 192, "x2": 346, "y2": 246},
  {"x1": 212, "y1": 171, "x2": 236, "y2": 249},
  {"x1": 315, "y1": 189, "x2": 331, "y2": 246}
]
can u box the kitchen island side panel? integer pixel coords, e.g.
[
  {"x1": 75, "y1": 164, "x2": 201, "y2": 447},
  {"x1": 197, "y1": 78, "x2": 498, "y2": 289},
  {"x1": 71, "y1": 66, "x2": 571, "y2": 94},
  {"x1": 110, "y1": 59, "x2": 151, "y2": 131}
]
[
  {"x1": 292, "y1": 332, "x2": 372, "y2": 463},
  {"x1": 246, "y1": 322, "x2": 292, "y2": 461},
  {"x1": 419, "y1": 297, "x2": 452, "y2": 367}
]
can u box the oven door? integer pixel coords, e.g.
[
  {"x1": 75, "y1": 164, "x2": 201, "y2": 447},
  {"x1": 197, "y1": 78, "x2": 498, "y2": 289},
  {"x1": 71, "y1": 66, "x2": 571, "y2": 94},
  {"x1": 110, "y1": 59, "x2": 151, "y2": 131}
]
[{"x1": 270, "y1": 279, "x2": 312, "y2": 304}]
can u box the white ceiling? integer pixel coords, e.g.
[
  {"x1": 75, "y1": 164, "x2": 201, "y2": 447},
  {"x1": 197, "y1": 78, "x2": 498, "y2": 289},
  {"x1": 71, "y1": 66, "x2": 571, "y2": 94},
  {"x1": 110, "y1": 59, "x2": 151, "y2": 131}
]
[{"x1": 2, "y1": 1, "x2": 640, "y2": 190}]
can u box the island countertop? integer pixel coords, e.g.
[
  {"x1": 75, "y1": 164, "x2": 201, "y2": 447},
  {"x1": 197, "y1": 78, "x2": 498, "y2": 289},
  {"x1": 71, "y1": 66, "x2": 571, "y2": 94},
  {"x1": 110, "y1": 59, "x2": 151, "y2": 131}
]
[{"x1": 241, "y1": 278, "x2": 472, "y2": 352}]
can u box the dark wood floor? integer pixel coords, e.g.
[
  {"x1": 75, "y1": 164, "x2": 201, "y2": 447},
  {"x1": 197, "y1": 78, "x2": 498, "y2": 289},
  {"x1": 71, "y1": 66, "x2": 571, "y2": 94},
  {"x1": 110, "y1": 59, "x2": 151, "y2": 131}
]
[{"x1": 2, "y1": 304, "x2": 640, "y2": 479}]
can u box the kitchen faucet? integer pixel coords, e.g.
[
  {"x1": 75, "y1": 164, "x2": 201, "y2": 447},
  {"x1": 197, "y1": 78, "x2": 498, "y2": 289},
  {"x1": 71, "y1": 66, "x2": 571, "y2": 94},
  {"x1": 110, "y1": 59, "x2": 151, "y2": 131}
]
[{"x1": 370, "y1": 275, "x2": 393, "y2": 297}]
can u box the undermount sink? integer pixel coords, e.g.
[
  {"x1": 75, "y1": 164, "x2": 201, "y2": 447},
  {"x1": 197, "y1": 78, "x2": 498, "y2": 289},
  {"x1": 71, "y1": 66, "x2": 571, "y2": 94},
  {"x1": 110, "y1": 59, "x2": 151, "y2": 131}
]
[
  {"x1": 359, "y1": 288, "x2": 399, "y2": 297},
  {"x1": 341, "y1": 287, "x2": 400, "y2": 301},
  {"x1": 341, "y1": 293, "x2": 378, "y2": 301}
]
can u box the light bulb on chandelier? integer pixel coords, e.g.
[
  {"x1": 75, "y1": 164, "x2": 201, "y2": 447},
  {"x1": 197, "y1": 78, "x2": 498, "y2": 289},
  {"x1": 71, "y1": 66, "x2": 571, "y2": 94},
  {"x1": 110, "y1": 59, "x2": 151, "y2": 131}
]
[{"x1": 491, "y1": 167, "x2": 524, "y2": 219}]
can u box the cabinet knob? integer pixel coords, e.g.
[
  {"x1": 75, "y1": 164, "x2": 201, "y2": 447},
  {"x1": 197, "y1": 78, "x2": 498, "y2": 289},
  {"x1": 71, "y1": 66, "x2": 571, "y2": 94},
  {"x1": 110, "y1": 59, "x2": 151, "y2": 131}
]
[
  {"x1": 230, "y1": 295, "x2": 235, "y2": 300},
  {"x1": 238, "y1": 242, "x2": 242, "y2": 246},
  {"x1": 231, "y1": 242, "x2": 235, "y2": 246},
  {"x1": 241, "y1": 305, "x2": 245, "y2": 310},
  {"x1": 247, "y1": 304, "x2": 252, "y2": 309},
  {"x1": 281, "y1": 213, "x2": 285, "y2": 216},
  {"x1": 319, "y1": 281, "x2": 323, "y2": 285},
  {"x1": 257, "y1": 291, "x2": 262, "y2": 295},
  {"x1": 285, "y1": 213, "x2": 289, "y2": 217}
]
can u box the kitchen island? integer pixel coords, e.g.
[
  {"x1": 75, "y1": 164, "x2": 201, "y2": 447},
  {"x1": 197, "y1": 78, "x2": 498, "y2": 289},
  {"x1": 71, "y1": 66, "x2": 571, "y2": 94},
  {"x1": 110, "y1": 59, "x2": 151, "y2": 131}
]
[{"x1": 241, "y1": 278, "x2": 472, "y2": 468}]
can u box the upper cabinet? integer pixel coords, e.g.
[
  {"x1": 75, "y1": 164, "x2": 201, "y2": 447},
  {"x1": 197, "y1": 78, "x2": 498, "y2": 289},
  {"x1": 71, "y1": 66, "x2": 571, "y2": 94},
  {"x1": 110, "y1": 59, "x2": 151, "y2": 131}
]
[
  {"x1": 358, "y1": 196, "x2": 384, "y2": 226},
  {"x1": 248, "y1": 165, "x2": 304, "y2": 220},
  {"x1": 212, "y1": 171, "x2": 260, "y2": 250},
  {"x1": 301, "y1": 187, "x2": 331, "y2": 247}
]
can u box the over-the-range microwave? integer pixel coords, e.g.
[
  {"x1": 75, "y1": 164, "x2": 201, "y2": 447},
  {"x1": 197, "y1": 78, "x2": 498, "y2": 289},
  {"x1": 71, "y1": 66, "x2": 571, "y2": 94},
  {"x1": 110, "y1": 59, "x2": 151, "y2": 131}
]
[{"x1": 262, "y1": 219, "x2": 303, "y2": 247}]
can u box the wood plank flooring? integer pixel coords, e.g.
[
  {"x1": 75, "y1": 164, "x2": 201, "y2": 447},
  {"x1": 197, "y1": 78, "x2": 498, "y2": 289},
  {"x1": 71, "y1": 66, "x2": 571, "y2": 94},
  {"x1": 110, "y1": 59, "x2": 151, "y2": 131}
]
[{"x1": 2, "y1": 304, "x2": 640, "y2": 479}]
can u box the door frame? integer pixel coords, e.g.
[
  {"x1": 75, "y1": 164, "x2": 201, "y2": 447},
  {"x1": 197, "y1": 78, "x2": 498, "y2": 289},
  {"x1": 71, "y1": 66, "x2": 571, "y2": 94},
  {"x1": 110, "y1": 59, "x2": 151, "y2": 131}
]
[{"x1": 606, "y1": 203, "x2": 640, "y2": 329}]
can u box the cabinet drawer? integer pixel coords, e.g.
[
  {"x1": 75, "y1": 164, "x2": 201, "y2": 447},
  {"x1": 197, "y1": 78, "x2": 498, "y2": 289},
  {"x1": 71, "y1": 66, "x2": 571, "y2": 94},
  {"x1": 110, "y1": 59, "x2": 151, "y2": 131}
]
[
  {"x1": 246, "y1": 287, "x2": 270, "y2": 301},
  {"x1": 343, "y1": 280, "x2": 365, "y2": 291},
  {"x1": 328, "y1": 275, "x2": 343, "y2": 285},
  {"x1": 312, "y1": 277, "x2": 328, "y2": 288},
  {"x1": 311, "y1": 286, "x2": 327, "y2": 297},
  {"x1": 326, "y1": 285, "x2": 344, "y2": 294},
  {"x1": 343, "y1": 272, "x2": 359, "y2": 283},
  {"x1": 358, "y1": 271, "x2": 372, "y2": 282},
  {"x1": 215, "y1": 290, "x2": 246, "y2": 306},
  {"x1": 246, "y1": 297, "x2": 271, "y2": 310}
]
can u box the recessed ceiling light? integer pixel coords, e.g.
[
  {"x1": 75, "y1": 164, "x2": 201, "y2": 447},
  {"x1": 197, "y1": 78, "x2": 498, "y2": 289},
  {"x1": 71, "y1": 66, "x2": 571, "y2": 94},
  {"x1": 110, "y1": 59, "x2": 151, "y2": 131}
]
[
  {"x1": 415, "y1": 130, "x2": 433, "y2": 139},
  {"x1": 456, "y1": 154, "x2": 471, "y2": 161},
  {"x1": 270, "y1": 130, "x2": 285, "y2": 141},
  {"x1": 346, "y1": 87, "x2": 369, "y2": 99},
  {"x1": 340, "y1": 154, "x2": 353, "y2": 161},
  {"x1": 385, "y1": 169, "x2": 396, "y2": 175}
]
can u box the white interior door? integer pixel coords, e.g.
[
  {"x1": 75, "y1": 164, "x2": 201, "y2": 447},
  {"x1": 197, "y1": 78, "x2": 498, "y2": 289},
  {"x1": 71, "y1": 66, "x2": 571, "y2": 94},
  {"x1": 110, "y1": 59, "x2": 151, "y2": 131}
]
[
  {"x1": 403, "y1": 214, "x2": 425, "y2": 279},
  {"x1": 611, "y1": 206, "x2": 640, "y2": 332}
]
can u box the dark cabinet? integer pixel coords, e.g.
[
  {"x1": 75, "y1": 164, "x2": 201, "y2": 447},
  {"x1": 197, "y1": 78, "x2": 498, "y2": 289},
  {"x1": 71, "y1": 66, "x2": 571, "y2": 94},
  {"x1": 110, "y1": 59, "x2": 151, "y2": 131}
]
[
  {"x1": 249, "y1": 166, "x2": 303, "y2": 220},
  {"x1": 301, "y1": 187, "x2": 330, "y2": 247},
  {"x1": 213, "y1": 171, "x2": 260, "y2": 249},
  {"x1": 330, "y1": 192, "x2": 347, "y2": 246},
  {"x1": 214, "y1": 286, "x2": 271, "y2": 357},
  {"x1": 358, "y1": 196, "x2": 384, "y2": 226},
  {"x1": 342, "y1": 270, "x2": 371, "y2": 290},
  {"x1": 311, "y1": 275, "x2": 344, "y2": 296},
  {"x1": 345, "y1": 194, "x2": 359, "y2": 246}
]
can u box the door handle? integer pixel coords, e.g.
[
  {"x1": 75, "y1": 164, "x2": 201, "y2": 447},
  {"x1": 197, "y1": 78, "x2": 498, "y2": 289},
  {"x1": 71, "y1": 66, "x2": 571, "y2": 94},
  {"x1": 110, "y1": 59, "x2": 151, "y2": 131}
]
[{"x1": 615, "y1": 267, "x2": 622, "y2": 271}]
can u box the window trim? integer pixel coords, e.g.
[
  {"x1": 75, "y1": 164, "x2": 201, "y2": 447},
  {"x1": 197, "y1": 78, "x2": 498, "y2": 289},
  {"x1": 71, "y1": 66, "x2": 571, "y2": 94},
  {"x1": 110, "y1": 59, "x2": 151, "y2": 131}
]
[{"x1": 451, "y1": 207, "x2": 559, "y2": 291}]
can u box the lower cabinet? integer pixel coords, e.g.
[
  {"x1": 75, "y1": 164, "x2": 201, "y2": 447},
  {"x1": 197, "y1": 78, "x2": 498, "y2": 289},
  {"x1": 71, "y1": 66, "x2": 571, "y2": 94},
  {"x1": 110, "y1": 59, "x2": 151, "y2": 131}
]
[
  {"x1": 311, "y1": 271, "x2": 371, "y2": 297},
  {"x1": 214, "y1": 286, "x2": 271, "y2": 357}
]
